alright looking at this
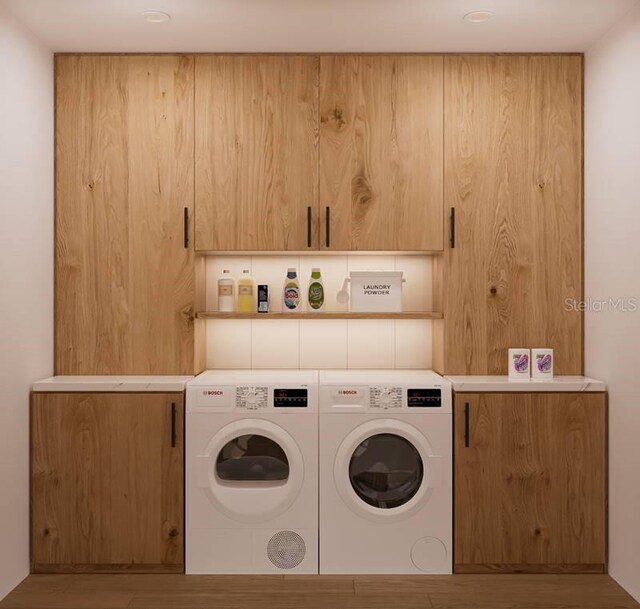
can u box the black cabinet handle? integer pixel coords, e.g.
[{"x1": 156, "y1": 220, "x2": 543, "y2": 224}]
[
  {"x1": 464, "y1": 402, "x2": 470, "y2": 447},
  {"x1": 307, "y1": 206, "x2": 312, "y2": 248},
  {"x1": 449, "y1": 207, "x2": 456, "y2": 249},
  {"x1": 170, "y1": 403, "x2": 177, "y2": 448},
  {"x1": 183, "y1": 207, "x2": 189, "y2": 249},
  {"x1": 325, "y1": 206, "x2": 331, "y2": 248}
]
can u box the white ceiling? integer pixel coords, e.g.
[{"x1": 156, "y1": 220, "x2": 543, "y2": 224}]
[{"x1": 2, "y1": 0, "x2": 638, "y2": 53}]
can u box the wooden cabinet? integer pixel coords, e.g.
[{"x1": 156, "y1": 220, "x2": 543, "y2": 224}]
[
  {"x1": 194, "y1": 54, "x2": 444, "y2": 252},
  {"x1": 437, "y1": 55, "x2": 583, "y2": 374},
  {"x1": 453, "y1": 392, "x2": 606, "y2": 573},
  {"x1": 320, "y1": 55, "x2": 444, "y2": 251},
  {"x1": 195, "y1": 55, "x2": 319, "y2": 251},
  {"x1": 55, "y1": 55, "x2": 203, "y2": 375},
  {"x1": 31, "y1": 392, "x2": 184, "y2": 573}
]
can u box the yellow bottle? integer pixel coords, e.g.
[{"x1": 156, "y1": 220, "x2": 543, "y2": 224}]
[{"x1": 237, "y1": 269, "x2": 255, "y2": 313}]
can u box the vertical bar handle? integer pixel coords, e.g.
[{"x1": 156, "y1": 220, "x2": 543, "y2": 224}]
[
  {"x1": 325, "y1": 206, "x2": 331, "y2": 248},
  {"x1": 171, "y1": 403, "x2": 177, "y2": 448},
  {"x1": 183, "y1": 207, "x2": 189, "y2": 249},
  {"x1": 464, "y1": 402, "x2": 470, "y2": 448},
  {"x1": 307, "y1": 206, "x2": 312, "y2": 248},
  {"x1": 449, "y1": 207, "x2": 456, "y2": 249}
]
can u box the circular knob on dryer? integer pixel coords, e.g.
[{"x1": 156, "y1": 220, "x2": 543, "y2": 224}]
[
  {"x1": 379, "y1": 390, "x2": 393, "y2": 409},
  {"x1": 244, "y1": 389, "x2": 259, "y2": 408}
]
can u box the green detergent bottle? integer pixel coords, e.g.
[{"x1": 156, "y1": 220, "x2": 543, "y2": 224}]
[{"x1": 307, "y1": 268, "x2": 325, "y2": 312}]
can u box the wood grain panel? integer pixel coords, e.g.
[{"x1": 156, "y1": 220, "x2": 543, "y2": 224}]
[
  {"x1": 31, "y1": 393, "x2": 184, "y2": 572},
  {"x1": 440, "y1": 55, "x2": 582, "y2": 374},
  {"x1": 55, "y1": 55, "x2": 197, "y2": 375},
  {"x1": 454, "y1": 392, "x2": 606, "y2": 572},
  {"x1": 320, "y1": 55, "x2": 444, "y2": 251},
  {"x1": 195, "y1": 55, "x2": 319, "y2": 251}
]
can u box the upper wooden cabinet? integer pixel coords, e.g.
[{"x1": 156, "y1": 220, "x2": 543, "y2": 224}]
[
  {"x1": 55, "y1": 55, "x2": 202, "y2": 375},
  {"x1": 454, "y1": 392, "x2": 606, "y2": 573},
  {"x1": 320, "y1": 55, "x2": 444, "y2": 251},
  {"x1": 194, "y1": 55, "x2": 444, "y2": 252},
  {"x1": 437, "y1": 55, "x2": 583, "y2": 375},
  {"x1": 195, "y1": 55, "x2": 319, "y2": 251}
]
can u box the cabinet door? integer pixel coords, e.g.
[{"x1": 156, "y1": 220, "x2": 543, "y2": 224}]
[
  {"x1": 55, "y1": 55, "x2": 199, "y2": 375},
  {"x1": 320, "y1": 55, "x2": 443, "y2": 251},
  {"x1": 31, "y1": 393, "x2": 184, "y2": 572},
  {"x1": 441, "y1": 55, "x2": 582, "y2": 374},
  {"x1": 195, "y1": 55, "x2": 319, "y2": 251},
  {"x1": 454, "y1": 392, "x2": 606, "y2": 573}
]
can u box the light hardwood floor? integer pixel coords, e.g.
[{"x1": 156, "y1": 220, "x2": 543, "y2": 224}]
[{"x1": 1, "y1": 574, "x2": 638, "y2": 609}]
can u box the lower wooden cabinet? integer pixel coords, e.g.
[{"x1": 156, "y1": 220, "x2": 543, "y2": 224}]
[
  {"x1": 30, "y1": 392, "x2": 184, "y2": 573},
  {"x1": 453, "y1": 392, "x2": 607, "y2": 573}
]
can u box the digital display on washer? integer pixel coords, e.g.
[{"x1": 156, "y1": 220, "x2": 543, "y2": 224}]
[
  {"x1": 274, "y1": 388, "x2": 308, "y2": 408},
  {"x1": 407, "y1": 388, "x2": 442, "y2": 407}
]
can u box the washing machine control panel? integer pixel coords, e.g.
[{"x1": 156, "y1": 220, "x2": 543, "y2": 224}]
[
  {"x1": 407, "y1": 388, "x2": 442, "y2": 408},
  {"x1": 274, "y1": 388, "x2": 308, "y2": 408},
  {"x1": 236, "y1": 386, "x2": 268, "y2": 409},
  {"x1": 370, "y1": 387, "x2": 403, "y2": 409}
]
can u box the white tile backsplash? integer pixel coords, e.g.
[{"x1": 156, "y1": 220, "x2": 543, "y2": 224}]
[
  {"x1": 401, "y1": 256, "x2": 433, "y2": 311},
  {"x1": 395, "y1": 320, "x2": 433, "y2": 369},
  {"x1": 347, "y1": 320, "x2": 396, "y2": 369},
  {"x1": 347, "y1": 255, "x2": 397, "y2": 273},
  {"x1": 251, "y1": 320, "x2": 300, "y2": 368},
  {"x1": 206, "y1": 320, "x2": 252, "y2": 369},
  {"x1": 204, "y1": 254, "x2": 435, "y2": 369},
  {"x1": 299, "y1": 320, "x2": 348, "y2": 369}
]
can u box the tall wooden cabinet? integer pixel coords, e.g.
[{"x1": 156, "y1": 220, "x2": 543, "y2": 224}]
[
  {"x1": 435, "y1": 55, "x2": 583, "y2": 375},
  {"x1": 31, "y1": 393, "x2": 184, "y2": 572},
  {"x1": 55, "y1": 55, "x2": 203, "y2": 375},
  {"x1": 454, "y1": 392, "x2": 606, "y2": 573},
  {"x1": 195, "y1": 55, "x2": 319, "y2": 251},
  {"x1": 319, "y1": 55, "x2": 444, "y2": 251}
]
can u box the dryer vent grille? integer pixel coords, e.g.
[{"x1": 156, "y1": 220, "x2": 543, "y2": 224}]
[{"x1": 267, "y1": 530, "x2": 306, "y2": 569}]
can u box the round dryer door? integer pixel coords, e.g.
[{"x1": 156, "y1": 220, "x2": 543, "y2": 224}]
[
  {"x1": 349, "y1": 433, "x2": 423, "y2": 509},
  {"x1": 334, "y1": 419, "x2": 442, "y2": 522},
  {"x1": 197, "y1": 419, "x2": 304, "y2": 523},
  {"x1": 216, "y1": 434, "x2": 289, "y2": 482}
]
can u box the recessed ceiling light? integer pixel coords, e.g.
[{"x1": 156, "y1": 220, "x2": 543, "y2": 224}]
[
  {"x1": 463, "y1": 10, "x2": 495, "y2": 23},
  {"x1": 142, "y1": 10, "x2": 171, "y2": 24}
]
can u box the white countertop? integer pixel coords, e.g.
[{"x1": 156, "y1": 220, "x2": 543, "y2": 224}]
[
  {"x1": 445, "y1": 375, "x2": 606, "y2": 392},
  {"x1": 32, "y1": 376, "x2": 193, "y2": 392}
]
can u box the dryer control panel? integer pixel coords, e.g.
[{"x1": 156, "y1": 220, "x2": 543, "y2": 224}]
[
  {"x1": 407, "y1": 388, "x2": 442, "y2": 408},
  {"x1": 274, "y1": 388, "x2": 308, "y2": 408},
  {"x1": 370, "y1": 387, "x2": 402, "y2": 409},
  {"x1": 236, "y1": 387, "x2": 269, "y2": 409},
  {"x1": 319, "y1": 372, "x2": 452, "y2": 414}
]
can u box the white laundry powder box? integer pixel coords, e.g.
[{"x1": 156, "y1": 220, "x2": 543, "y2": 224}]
[
  {"x1": 508, "y1": 348, "x2": 531, "y2": 378},
  {"x1": 349, "y1": 271, "x2": 404, "y2": 313},
  {"x1": 532, "y1": 348, "x2": 554, "y2": 378}
]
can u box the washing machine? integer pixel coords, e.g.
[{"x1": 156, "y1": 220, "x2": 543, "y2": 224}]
[
  {"x1": 186, "y1": 370, "x2": 318, "y2": 574},
  {"x1": 319, "y1": 370, "x2": 452, "y2": 574}
]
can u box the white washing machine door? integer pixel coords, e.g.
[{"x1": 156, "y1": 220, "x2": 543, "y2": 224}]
[
  {"x1": 334, "y1": 418, "x2": 444, "y2": 523},
  {"x1": 197, "y1": 419, "x2": 305, "y2": 524}
]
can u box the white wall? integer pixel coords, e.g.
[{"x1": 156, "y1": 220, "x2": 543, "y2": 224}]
[
  {"x1": 585, "y1": 4, "x2": 640, "y2": 602},
  {"x1": 0, "y1": 4, "x2": 53, "y2": 600}
]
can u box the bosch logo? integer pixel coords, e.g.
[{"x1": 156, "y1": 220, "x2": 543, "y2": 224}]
[
  {"x1": 339, "y1": 390, "x2": 358, "y2": 395},
  {"x1": 204, "y1": 390, "x2": 224, "y2": 396}
]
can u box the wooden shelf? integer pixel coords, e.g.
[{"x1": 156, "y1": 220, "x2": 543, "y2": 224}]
[{"x1": 196, "y1": 311, "x2": 443, "y2": 320}]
